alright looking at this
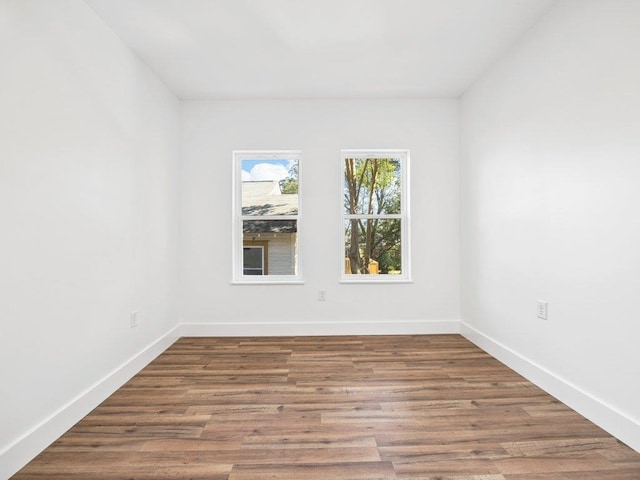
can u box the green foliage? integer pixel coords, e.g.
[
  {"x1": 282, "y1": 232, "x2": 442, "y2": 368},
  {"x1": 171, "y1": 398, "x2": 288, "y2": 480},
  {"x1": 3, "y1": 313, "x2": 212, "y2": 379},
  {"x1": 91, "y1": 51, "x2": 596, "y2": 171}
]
[
  {"x1": 279, "y1": 162, "x2": 298, "y2": 194},
  {"x1": 344, "y1": 158, "x2": 402, "y2": 274}
]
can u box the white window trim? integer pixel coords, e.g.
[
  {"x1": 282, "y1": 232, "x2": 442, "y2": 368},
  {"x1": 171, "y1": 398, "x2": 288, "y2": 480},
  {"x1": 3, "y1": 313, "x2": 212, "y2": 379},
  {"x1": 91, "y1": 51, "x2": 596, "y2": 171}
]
[
  {"x1": 232, "y1": 150, "x2": 303, "y2": 285},
  {"x1": 340, "y1": 149, "x2": 412, "y2": 284}
]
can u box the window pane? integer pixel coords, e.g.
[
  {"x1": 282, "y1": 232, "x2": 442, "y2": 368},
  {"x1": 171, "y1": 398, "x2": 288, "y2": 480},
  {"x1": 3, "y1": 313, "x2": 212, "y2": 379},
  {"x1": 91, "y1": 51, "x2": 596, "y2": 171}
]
[
  {"x1": 242, "y1": 158, "x2": 298, "y2": 215},
  {"x1": 344, "y1": 219, "x2": 401, "y2": 275},
  {"x1": 344, "y1": 158, "x2": 401, "y2": 215},
  {"x1": 243, "y1": 220, "x2": 298, "y2": 276},
  {"x1": 243, "y1": 247, "x2": 263, "y2": 269}
]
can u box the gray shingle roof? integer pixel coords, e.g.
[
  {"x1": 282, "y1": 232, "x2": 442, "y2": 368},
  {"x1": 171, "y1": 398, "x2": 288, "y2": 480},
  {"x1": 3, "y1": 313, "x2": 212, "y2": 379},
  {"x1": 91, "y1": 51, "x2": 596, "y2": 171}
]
[
  {"x1": 242, "y1": 181, "x2": 298, "y2": 216},
  {"x1": 242, "y1": 181, "x2": 298, "y2": 233}
]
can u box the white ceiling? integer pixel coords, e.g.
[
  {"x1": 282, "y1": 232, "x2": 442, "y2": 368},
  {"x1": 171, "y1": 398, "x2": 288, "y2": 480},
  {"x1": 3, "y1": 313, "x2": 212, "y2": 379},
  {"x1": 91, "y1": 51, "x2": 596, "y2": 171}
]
[{"x1": 85, "y1": 0, "x2": 557, "y2": 100}]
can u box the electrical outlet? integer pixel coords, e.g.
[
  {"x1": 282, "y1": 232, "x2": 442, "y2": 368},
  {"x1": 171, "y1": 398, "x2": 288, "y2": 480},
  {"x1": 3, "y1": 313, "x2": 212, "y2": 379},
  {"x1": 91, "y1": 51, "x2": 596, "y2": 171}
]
[
  {"x1": 130, "y1": 311, "x2": 138, "y2": 328},
  {"x1": 537, "y1": 301, "x2": 548, "y2": 320},
  {"x1": 318, "y1": 290, "x2": 327, "y2": 302}
]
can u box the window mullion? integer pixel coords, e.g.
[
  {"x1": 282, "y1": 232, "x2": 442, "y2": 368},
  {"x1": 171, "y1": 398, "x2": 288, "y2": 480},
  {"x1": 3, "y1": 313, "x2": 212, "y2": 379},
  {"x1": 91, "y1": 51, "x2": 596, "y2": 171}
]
[
  {"x1": 343, "y1": 214, "x2": 402, "y2": 220},
  {"x1": 241, "y1": 215, "x2": 299, "y2": 221}
]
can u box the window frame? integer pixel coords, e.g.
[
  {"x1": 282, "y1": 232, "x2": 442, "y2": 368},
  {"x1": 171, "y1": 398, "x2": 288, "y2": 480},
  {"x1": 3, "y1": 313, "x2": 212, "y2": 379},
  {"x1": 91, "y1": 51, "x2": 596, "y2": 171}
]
[
  {"x1": 340, "y1": 149, "x2": 411, "y2": 284},
  {"x1": 232, "y1": 150, "x2": 303, "y2": 285}
]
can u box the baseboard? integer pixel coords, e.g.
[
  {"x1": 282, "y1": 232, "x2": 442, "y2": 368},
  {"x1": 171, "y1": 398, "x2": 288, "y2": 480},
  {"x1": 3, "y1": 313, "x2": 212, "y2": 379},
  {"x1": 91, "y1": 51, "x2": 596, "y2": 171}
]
[
  {"x1": 0, "y1": 325, "x2": 181, "y2": 480},
  {"x1": 179, "y1": 319, "x2": 460, "y2": 337},
  {"x1": 460, "y1": 321, "x2": 640, "y2": 453}
]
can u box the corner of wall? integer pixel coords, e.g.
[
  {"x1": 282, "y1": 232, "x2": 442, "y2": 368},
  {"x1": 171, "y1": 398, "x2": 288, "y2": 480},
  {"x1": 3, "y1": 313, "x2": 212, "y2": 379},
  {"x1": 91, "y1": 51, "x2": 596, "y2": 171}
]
[
  {"x1": 460, "y1": 321, "x2": 640, "y2": 453},
  {"x1": 0, "y1": 325, "x2": 181, "y2": 479}
]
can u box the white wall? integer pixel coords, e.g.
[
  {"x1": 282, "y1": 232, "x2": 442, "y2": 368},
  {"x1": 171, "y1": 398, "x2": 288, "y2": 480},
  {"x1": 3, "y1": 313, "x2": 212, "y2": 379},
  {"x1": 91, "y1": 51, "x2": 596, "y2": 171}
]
[
  {"x1": 179, "y1": 99, "x2": 459, "y2": 331},
  {"x1": 0, "y1": 1, "x2": 180, "y2": 475},
  {"x1": 461, "y1": 0, "x2": 640, "y2": 449},
  {"x1": 9, "y1": 0, "x2": 640, "y2": 474}
]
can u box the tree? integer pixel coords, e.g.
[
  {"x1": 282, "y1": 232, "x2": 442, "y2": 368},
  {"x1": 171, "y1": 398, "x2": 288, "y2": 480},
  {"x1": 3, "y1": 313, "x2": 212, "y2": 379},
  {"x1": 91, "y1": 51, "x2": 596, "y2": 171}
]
[
  {"x1": 344, "y1": 158, "x2": 401, "y2": 274},
  {"x1": 344, "y1": 158, "x2": 364, "y2": 273},
  {"x1": 279, "y1": 162, "x2": 298, "y2": 194}
]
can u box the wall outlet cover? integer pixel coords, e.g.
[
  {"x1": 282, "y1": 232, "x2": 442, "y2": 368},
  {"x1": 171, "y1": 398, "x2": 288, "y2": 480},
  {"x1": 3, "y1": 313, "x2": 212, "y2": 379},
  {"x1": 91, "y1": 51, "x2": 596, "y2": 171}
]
[
  {"x1": 130, "y1": 311, "x2": 138, "y2": 328},
  {"x1": 537, "y1": 301, "x2": 548, "y2": 320}
]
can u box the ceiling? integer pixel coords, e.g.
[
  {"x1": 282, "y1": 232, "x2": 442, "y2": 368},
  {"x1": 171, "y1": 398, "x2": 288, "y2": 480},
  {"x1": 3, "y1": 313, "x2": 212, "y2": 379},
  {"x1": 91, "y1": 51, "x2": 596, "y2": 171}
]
[{"x1": 85, "y1": 0, "x2": 557, "y2": 100}]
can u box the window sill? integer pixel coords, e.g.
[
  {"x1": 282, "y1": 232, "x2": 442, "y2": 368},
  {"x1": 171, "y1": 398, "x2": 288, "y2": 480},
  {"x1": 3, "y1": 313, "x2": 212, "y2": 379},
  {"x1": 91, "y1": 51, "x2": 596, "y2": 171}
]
[
  {"x1": 231, "y1": 279, "x2": 305, "y2": 285},
  {"x1": 340, "y1": 277, "x2": 413, "y2": 284}
]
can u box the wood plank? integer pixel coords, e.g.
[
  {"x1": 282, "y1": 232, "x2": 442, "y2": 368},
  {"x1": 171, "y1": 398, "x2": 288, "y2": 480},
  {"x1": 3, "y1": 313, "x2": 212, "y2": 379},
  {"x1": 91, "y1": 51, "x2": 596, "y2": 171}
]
[
  {"x1": 12, "y1": 335, "x2": 640, "y2": 480},
  {"x1": 228, "y1": 461, "x2": 397, "y2": 480}
]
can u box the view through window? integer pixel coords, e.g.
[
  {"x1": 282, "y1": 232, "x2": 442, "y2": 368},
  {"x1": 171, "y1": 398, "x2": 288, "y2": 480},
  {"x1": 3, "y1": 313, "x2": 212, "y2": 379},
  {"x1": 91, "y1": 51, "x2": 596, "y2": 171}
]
[
  {"x1": 342, "y1": 150, "x2": 410, "y2": 281},
  {"x1": 233, "y1": 151, "x2": 301, "y2": 282}
]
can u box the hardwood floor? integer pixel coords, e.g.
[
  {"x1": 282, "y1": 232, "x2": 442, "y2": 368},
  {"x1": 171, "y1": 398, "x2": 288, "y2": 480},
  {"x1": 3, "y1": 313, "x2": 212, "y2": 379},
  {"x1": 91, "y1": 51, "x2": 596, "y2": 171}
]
[{"x1": 13, "y1": 335, "x2": 640, "y2": 479}]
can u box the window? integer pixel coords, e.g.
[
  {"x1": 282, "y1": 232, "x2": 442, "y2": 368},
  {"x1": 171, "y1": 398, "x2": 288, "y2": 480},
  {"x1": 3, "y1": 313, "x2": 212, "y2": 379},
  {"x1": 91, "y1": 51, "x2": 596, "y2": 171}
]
[
  {"x1": 243, "y1": 244, "x2": 267, "y2": 275},
  {"x1": 342, "y1": 150, "x2": 410, "y2": 282},
  {"x1": 232, "y1": 151, "x2": 301, "y2": 283}
]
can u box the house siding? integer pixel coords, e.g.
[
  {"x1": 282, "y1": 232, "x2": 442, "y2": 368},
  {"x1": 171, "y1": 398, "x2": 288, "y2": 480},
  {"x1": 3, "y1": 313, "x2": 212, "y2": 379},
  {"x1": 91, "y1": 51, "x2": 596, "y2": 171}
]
[{"x1": 243, "y1": 233, "x2": 296, "y2": 275}]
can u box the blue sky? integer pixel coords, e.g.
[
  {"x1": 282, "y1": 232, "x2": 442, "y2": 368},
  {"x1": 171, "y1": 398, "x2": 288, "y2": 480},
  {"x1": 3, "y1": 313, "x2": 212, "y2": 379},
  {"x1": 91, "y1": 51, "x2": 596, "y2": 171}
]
[{"x1": 242, "y1": 159, "x2": 295, "y2": 181}]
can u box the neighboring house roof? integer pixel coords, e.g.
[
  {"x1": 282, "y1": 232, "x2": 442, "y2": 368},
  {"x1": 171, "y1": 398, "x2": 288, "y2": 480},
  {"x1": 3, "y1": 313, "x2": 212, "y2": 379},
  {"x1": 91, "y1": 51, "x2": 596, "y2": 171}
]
[
  {"x1": 242, "y1": 181, "x2": 298, "y2": 216},
  {"x1": 242, "y1": 181, "x2": 298, "y2": 233}
]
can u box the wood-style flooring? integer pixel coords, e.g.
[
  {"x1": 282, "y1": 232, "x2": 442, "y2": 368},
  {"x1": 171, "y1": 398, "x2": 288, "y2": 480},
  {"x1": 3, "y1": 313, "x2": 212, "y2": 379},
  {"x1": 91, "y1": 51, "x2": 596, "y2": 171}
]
[{"x1": 13, "y1": 335, "x2": 640, "y2": 479}]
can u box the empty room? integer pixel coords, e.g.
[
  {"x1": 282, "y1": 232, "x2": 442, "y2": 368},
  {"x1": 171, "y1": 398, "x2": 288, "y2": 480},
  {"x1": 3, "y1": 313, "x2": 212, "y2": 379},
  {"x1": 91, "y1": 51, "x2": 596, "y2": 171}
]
[{"x1": 1, "y1": 0, "x2": 639, "y2": 478}]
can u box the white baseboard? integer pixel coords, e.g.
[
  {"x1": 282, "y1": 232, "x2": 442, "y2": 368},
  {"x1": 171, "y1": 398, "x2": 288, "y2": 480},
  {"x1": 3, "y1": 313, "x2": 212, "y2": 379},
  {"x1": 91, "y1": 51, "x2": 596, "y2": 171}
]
[
  {"x1": 460, "y1": 321, "x2": 640, "y2": 453},
  {"x1": 0, "y1": 326, "x2": 181, "y2": 480},
  {"x1": 179, "y1": 319, "x2": 460, "y2": 337}
]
